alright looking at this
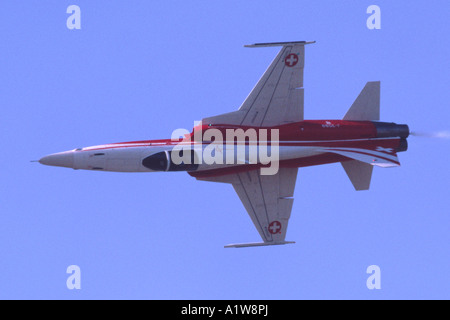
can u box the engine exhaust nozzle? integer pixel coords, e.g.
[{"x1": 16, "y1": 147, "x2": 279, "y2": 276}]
[{"x1": 373, "y1": 122, "x2": 410, "y2": 139}]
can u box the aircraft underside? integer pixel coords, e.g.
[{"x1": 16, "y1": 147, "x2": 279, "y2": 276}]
[{"x1": 38, "y1": 41, "x2": 410, "y2": 248}]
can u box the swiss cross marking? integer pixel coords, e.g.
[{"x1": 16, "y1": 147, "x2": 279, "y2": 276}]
[
  {"x1": 268, "y1": 221, "x2": 282, "y2": 234},
  {"x1": 376, "y1": 146, "x2": 394, "y2": 153},
  {"x1": 284, "y1": 53, "x2": 299, "y2": 67}
]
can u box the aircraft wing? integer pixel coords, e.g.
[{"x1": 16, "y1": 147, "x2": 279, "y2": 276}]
[
  {"x1": 203, "y1": 41, "x2": 315, "y2": 127},
  {"x1": 195, "y1": 167, "x2": 298, "y2": 248}
]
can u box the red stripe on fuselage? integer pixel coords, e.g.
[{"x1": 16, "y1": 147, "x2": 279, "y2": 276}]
[{"x1": 80, "y1": 137, "x2": 401, "y2": 153}]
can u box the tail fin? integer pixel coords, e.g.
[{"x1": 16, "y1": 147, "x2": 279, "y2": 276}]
[
  {"x1": 343, "y1": 81, "x2": 380, "y2": 121},
  {"x1": 341, "y1": 160, "x2": 373, "y2": 191}
]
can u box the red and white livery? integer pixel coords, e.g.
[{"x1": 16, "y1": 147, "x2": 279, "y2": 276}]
[{"x1": 39, "y1": 41, "x2": 409, "y2": 248}]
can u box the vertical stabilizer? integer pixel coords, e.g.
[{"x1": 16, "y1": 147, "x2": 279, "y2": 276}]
[
  {"x1": 343, "y1": 81, "x2": 380, "y2": 121},
  {"x1": 341, "y1": 160, "x2": 373, "y2": 191}
]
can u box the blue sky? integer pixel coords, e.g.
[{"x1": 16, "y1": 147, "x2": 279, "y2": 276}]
[{"x1": 1, "y1": 1, "x2": 449, "y2": 299}]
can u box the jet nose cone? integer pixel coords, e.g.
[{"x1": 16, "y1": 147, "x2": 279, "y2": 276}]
[{"x1": 39, "y1": 151, "x2": 74, "y2": 168}]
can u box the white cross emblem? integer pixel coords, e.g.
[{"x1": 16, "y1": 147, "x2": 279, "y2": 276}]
[
  {"x1": 376, "y1": 146, "x2": 394, "y2": 153},
  {"x1": 285, "y1": 54, "x2": 298, "y2": 67},
  {"x1": 268, "y1": 221, "x2": 282, "y2": 234}
]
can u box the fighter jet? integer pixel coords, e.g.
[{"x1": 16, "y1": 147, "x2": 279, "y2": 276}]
[{"x1": 39, "y1": 41, "x2": 409, "y2": 248}]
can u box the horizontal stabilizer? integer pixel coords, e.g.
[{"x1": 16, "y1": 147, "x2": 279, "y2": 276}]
[
  {"x1": 343, "y1": 81, "x2": 380, "y2": 121},
  {"x1": 341, "y1": 160, "x2": 373, "y2": 191},
  {"x1": 224, "y1": 241, "x2": 295, "y2": 248}
]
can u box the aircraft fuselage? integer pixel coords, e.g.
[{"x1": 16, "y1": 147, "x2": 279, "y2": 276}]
[{"x1": 39, "y1": 120, "x2": 409, "y2": 177}]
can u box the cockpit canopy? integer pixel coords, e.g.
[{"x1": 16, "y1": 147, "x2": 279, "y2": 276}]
[{"x1": 142, "y1": 150, "x2": 199, "y2": 172}]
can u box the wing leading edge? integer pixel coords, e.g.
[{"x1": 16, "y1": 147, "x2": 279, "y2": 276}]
[
  {"x1": 196, "y1": 167, "x2": 298, "y2": 248},
  {"x1": 203, "y1": 41, "x2": 315, "y2": 127}
]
